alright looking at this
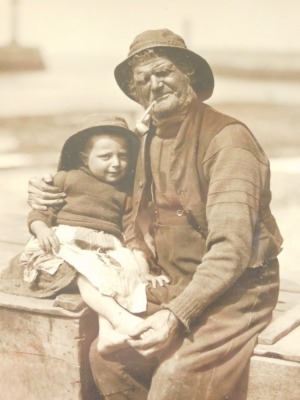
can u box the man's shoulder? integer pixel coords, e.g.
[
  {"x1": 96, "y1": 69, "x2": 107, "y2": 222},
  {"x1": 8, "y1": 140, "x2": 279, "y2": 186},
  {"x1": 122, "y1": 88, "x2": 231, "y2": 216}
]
[
  {"x1": 205, "y1": 123, "x2": 269, "y2": 165},
  {"x1": 194, "y1": 102, "x2": 247, "y2": 157},
  {"x1": 202, "y1": 103, "x2": 242, "y2": 127}
]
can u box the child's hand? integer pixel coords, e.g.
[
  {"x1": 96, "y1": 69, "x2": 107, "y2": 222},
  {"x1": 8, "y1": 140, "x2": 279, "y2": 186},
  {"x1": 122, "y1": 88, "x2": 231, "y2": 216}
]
[
  {"x1": 37, "y1": 226, "x2": 60, "y2": 253},
  {"x1": 142, "y1": 274, "x2": 170, "y2": 289},
  {"x1": 32, "y1": 222, "x2": 60, "y2": 254},
  {"x1": 132, "y1": 249, "x2": 170, "y2": 288}
]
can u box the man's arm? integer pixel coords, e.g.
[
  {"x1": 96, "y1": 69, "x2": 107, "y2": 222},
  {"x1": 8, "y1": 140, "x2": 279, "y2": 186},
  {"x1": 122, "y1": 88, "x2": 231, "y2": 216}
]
[
  {"x1": 28, "y1": 171, "x2": 68, "y2": 230},
  {"x1": 165, "y1": 125, "x2": 268, "y2": 329}
]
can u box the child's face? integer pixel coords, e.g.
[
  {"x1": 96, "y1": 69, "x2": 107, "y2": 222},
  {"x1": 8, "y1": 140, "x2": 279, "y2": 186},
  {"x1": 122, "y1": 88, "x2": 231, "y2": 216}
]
[{"x1": 85, "y1": 134, "x2": 129, "y2": 183}]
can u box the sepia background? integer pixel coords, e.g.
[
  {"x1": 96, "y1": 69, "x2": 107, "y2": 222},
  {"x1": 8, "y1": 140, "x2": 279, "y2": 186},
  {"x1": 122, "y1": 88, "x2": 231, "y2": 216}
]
[{"x1": 0, "y1": 0, "x2": 299, "y2": 294}]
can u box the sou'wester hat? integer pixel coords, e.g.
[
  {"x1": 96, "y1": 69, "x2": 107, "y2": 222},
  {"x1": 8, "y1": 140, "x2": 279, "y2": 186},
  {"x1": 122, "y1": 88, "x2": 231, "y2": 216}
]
[
  {"x1": 78, "y1": 114, "x2": 136, "y2": 139},
  {"x1": 58, "y1": 114, "x2": 139, "y2": 171},
  {"x1": 76, "y1": 113, "x2": 139, "y2": 147},
  {"x1": 114, "y1": 28, "x2": 214, "y2": 103}
]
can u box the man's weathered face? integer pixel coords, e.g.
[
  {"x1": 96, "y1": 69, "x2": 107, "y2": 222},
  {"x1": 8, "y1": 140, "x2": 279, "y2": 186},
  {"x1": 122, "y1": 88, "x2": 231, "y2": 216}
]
[{"x1": 132, "y1": 57, "x2": 194, "y2": 119}]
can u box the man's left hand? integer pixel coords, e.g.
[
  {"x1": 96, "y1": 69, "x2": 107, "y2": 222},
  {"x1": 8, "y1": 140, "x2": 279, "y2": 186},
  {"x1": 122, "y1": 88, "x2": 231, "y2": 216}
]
[{"x1": 127, "y1": 309, "x2": 180, "y2": 358}]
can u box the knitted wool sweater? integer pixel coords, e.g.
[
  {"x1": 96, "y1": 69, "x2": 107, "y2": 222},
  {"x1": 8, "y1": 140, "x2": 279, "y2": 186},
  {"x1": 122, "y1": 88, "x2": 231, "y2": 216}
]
[{"x1": 28, "y1": 168, "x2": 131, "y2": 242}]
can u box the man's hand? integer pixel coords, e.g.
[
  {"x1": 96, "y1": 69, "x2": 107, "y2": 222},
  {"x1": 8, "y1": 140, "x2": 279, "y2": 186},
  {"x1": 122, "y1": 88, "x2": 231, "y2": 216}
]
[
  {"x1": 28, "y1": 174, "x2": 66, "y2": 210},
  {"x1": 127, "y1": 309, "x2": 180, "y2": 358}
]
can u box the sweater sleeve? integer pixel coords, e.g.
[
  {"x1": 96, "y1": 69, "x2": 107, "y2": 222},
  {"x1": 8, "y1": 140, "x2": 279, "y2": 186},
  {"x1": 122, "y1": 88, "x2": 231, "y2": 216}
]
[
  {"x1": 27, "y1": 170, "x2": 68, "y2": 230},
  {"x1": 166, "y1": 124, "x2": 270, "y2": 329}
]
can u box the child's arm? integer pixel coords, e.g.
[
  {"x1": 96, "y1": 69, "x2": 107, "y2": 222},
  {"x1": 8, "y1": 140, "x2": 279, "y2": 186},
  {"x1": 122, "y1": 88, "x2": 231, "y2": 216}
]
[
  {"x1": 133, "y1": 249, "x2": 169, "y2": 289},
  {"x1": 30, "y1": 220, "x2": 60, "y2": 253}
]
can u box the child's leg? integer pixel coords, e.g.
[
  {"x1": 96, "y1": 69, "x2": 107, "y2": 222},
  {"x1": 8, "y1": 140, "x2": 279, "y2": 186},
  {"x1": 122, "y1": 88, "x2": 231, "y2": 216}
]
[
  {"x1": 77, "y1": 275, "x2": 144, "y2": 335},
  {"x1": 98, "y1": 316, "x2": 132, "y2": 354}
]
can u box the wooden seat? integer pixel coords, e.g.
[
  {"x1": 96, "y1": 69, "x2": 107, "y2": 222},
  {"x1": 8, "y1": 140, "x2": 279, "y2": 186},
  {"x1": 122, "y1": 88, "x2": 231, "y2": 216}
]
[
  {"x1": 0, "y1": 292, "x2": 101, "y2": 400},
  {"x1": 1, "y1": 235, "x2": 299, "y2": 400},
  {"x1": 242, "y1": 302, "x2": 300, "y2": 399}
]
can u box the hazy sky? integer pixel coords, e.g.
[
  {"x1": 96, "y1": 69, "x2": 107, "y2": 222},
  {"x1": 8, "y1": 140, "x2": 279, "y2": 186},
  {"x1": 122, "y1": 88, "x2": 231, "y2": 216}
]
[
  {"x1": 1, "y1": 0, "x2": 299, "y2": 116},
  {"x1": 1, "y1": 0, "x2": 300, "y2": 57}
]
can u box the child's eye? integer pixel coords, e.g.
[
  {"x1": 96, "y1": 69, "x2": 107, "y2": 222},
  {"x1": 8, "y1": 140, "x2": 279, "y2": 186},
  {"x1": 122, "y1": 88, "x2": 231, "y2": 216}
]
[{"x1": 98, "y1": 155, "x2": 110, "y2": 160}]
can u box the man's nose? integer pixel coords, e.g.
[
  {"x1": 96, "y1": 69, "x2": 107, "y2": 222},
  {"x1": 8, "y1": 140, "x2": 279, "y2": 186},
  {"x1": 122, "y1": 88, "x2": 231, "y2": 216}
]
[{"x1": 150, "y1": 75, "x2": 163, "y2": 91}]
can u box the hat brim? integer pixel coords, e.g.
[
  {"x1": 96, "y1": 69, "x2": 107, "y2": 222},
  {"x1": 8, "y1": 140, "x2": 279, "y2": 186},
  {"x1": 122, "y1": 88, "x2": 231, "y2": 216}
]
[
  {"x1": 76, "y1": 125, "x2": 139, "y2": 147},
  {"x1": 114, "y1": 45, "x2": 214, "y2": 103},
  {"x1": 58, "y1": 125, "x2": 140, "y2": 172}
]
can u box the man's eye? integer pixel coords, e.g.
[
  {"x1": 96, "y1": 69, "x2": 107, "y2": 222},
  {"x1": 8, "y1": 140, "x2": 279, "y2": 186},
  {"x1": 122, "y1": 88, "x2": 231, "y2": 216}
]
[
  {"x1": 137, "y1": 75, "x2": 149, "y2": 84},
  {"x1": 156, "y1": 67, "x2": 174, "y2": 77},
  {"x1": 156, "y1": 70, "x2": 168, "y2": 77}
]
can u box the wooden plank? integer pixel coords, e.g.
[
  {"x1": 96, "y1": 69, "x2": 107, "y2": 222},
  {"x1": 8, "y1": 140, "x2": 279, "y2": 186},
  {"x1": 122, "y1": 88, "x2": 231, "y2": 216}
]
[
  {"x1": 0, "y1": 303, "x2": 99, "y2": 400},
  {"x1": 53, "y1": 293, "x2": 86, "y2": 311},
  {"x1": 275, "y1": 290, "x2": 300, "y2": 314},
  {"x1": 255, "y1": 325, "x2": 300, "y2": 363},
  {"x1": 0, "y1": 307, "x2": 84, "y2": 363},
  {"x1": 280, "y1": 278, "x2": 300, "y2": 294},
  {"x1": 0, "y1": 352, "x2": 83, "y2": 400},
  {"x1": 0, "y1": 292, "x2": 89, "y2": 318},
  {"x1": 258, "y1": 303, "x2": 300, "y2": 345},
  {"x1": 243, "y1": 356, "x2": 300, "y2": 400}
]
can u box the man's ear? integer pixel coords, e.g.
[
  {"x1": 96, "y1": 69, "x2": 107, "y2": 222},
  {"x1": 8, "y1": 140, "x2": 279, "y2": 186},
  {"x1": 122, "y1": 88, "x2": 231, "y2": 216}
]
[{"x1": 80, "y1": 152, "x2": 88, "y2": 166}]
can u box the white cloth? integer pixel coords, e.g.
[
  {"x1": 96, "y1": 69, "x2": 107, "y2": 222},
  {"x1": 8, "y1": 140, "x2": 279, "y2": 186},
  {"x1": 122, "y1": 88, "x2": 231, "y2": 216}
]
[{"x1": 20, "y1": 225, "x2": 147, "y2": 313}]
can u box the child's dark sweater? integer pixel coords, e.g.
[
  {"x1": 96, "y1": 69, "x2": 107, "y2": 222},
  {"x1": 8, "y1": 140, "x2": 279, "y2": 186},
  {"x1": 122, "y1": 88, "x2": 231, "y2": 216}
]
[{"x1": 28, "y1": 168, "x2": 131, "y2": 242}]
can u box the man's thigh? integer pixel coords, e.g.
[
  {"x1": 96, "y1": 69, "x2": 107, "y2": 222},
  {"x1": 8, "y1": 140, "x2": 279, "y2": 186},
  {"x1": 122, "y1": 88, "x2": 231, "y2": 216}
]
[
  {"x1": 148, "y1": 333, "x2": 257, "y2": 400},
  {"x1": 148, "y1": 264, "x2": 279, "y2": 400}
]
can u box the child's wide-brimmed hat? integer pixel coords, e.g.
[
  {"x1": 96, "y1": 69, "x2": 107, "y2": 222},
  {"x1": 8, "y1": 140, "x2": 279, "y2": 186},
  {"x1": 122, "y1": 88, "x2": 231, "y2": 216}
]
[
  {"x1": 77, "y1": 114, "x2": 138, "y2": 144},
  {"x1": 58, "y1": 114, "x2": 139, "y2": 171},
  {"x1": 114, "y1": 28, "x2": 214, "y2": 103}
]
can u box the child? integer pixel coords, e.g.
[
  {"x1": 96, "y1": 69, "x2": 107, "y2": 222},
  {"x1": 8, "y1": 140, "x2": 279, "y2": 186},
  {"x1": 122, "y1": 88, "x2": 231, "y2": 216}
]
[{"x1": 19, "y1": 114, "x2": 169, "y2": 353}]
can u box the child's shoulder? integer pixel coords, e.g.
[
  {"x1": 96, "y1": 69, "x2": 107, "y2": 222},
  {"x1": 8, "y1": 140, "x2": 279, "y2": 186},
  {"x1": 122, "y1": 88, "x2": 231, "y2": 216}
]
[
  {"x1": 53, "y1": 170, "x2": 69, "y2": 188},
  {"x1": 52, "y1": 169, "x2": 90, "y2": 189}
]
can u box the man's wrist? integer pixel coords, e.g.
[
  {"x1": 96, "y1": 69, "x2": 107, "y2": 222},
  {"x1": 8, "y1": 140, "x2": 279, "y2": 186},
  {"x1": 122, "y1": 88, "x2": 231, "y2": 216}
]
[{"x1": 166, "y1": 309, "x2": 180, "y2": 331}]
